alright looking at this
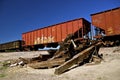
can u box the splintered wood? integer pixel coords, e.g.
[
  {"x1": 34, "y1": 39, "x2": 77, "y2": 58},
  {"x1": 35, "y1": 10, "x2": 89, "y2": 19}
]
[
  {"x1": 55, "y1": 42, "x2": 102, "y2": 75},
  {"x1": 28, "y1": 58, "x2": 66, "y2": 69}
]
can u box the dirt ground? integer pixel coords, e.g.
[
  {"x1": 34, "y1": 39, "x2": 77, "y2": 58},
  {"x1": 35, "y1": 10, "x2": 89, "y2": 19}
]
[{"x1": 0, "y1": 47, "x2": 120, "y2": 80}]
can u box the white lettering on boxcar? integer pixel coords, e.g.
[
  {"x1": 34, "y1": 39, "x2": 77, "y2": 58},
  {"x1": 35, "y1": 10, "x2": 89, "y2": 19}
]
[{"x1": 34, "y1": 36, "x2": 54, "y2": 44}]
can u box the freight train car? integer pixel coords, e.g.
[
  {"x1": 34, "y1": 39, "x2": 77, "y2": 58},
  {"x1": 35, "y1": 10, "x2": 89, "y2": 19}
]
[
  {"x1": 0, "y1": 40, "x2": 24, "y2": 52},
  {"x1": 91, "y1": 7, "x2": 120, "y2": 46},
  {"x1": 22, "y1": 18, "x2": 91, "y2": 50}
]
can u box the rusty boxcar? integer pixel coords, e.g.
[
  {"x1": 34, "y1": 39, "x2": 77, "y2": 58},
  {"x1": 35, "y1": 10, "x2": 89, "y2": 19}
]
[
  {"x1": 91, "y1": 7, "x2": 120, "y2": 46},
  {"x1": 22, "y1": 18, "x2": 91, "y2": 50},
  {"x1": 91, "y1": 7, "x2": 120, "y2": 36}
]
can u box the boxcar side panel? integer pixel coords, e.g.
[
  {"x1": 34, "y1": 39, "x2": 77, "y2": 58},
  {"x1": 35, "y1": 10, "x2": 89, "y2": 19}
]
[
  {"x1": 27, "y1": 33, "x2": 29, "y2": 45},
  {"x1": 73, "y1": 20, "x2": 79, "y2": 33},
  {"x1": 61, "y1": 23, "x2": 67, "y2": 41},
  {"x1": 40, "y1": 29, "x2": 44, "y2": 44},
  {"x1": 34, "y1": 30, "x2": 39, "y2": 45},
  {"x1": 36, "y1": 30, "x2": 39, "y2": 44},
  {"x1": 43, "y1": 28, "x2": 48, "y2": 43},
  {"x1": 78, "y1": 19, "x2": 83, "y2": 27},
  {"x1": 56, "y1": 25, "x2": 62, "y2": 42},
  {"x1": 36, "y1": 29, "x2": 41, "y2": 44},
  {"x1": 28, "y1": 32, "x2": 31, "y2": 45},
  {"x1": 38, "y1": 29, "x2": 41, "y2": 44},
  {"x1": 25, "y1": 34, "x2": 28, "y2": 45},
  {"x1": 26, "y1": 33, "x2": 29, "y2": 45},
  {"x1": 113, "y1": 8, "x2": 120, "y2": 35},
  {"x1": 67, "y1": 21, "x2": 73, "y2": 35},
  {"x1": 47, "y1": 27, "x2": 52, "y2": 43},
  {"x1": 30, "y1": 32, "x2": 32, "y2": 45},
  {"x1": 31, "y1": 31, "x2": 34, "y2": 45},
  {"x1": 52, "y1": 25, "x2": 57, "y2": 43},
  {"x1": 105, "y1": 11, "x2": 114, "y2": 35},
  {"x1": 91, "y1": 13, "x2": 105, "y2": 30}
]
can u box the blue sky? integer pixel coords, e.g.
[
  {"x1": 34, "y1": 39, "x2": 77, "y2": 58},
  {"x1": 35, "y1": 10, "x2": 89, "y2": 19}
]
[{"x1": 0, "y1": 0, "x2": 120, "y2": 43}]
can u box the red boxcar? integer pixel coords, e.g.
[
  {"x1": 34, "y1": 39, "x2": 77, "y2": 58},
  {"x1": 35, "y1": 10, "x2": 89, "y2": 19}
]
[
  {"x1": 22, "y1": 18, "x2": 90, "y2": 49},
  {"x1": 91, "y1": 7, "x2": 120, "y2": 36}
]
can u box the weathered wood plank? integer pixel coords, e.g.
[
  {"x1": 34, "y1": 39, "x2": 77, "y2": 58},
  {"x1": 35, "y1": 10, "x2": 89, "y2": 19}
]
[
  {"x1": 55, "y1": 42, "x2": 102, "y2": 75},
  {"x1": 28, "y1": 58, "x2": 66, "y2": 69}
]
